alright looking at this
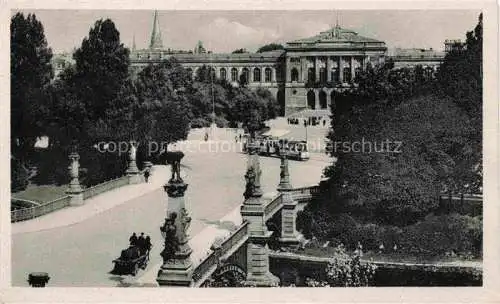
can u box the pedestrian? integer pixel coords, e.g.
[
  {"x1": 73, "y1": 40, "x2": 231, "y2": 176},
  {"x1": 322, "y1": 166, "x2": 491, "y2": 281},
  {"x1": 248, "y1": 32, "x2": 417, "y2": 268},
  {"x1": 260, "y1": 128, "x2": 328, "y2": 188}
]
[
  {"x1": 235, "y1": 135, "x2": 238, "y2": 143},
  {"x1": 239, "y1": 133, "x2": 242, "y2": 141},
  {"x1": 129, "y1": 232, "x2": 138, "y2": 246},
  {"x1": 204, "y1": 132, "x2": 209, "y2": 141},
  {"x1": 323, "y1": 119, "x2": 326, "y2": 126},
  {"x1": 144, "y1": 168, "x2": 150, "y2": 183}
]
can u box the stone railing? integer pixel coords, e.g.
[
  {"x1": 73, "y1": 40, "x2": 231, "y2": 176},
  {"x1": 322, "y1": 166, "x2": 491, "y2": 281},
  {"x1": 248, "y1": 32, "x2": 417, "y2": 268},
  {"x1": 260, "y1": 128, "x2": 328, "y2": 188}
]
[
  {"x1": 11, "y1": 196, "x2": 71, "y2": 223},
  {"x1": 192, "y1": 221, "x2": 249, "y2": 286},
  {"x1": 264, "y1": 194, "x2": 283, "y2": 220},
  {"x1": 82, "y1": 175, "x2": 130, "y2": 200},
  {"x1": 11, "y1": 175, "x2": 133, "y2": 222},
  {"x1": 288, "y1": 185, "x2": 320, "y2": 201}
]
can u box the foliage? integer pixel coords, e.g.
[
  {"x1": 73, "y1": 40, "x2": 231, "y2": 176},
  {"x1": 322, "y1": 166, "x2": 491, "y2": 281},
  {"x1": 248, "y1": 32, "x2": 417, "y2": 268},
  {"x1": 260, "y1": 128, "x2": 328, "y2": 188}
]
[
  {"x1": 11, "y1": 13, "x2": 53, "y2": 160},
  {"x1": 257, "y1": 43, "x2": 284, "y2": 53},
  {"x1": 305, "y1": 246, "x2": 377, "y2": 287},
  {"x1": 11, "y1": 157, "x2": 29, "y2": 192},
  {"x1": 232, "y1": 48, "x2": 248, "y2": 54}
]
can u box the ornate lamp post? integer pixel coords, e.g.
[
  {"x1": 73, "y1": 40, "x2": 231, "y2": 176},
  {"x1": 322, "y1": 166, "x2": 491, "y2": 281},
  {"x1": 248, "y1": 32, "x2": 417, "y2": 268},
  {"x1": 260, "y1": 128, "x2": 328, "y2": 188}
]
[
  {"x1": 157, "y1": 151, "x2": 193, "y2": 286},
  {"x1": 277, "y1": 139, "x2": 291, "y2": 191}
]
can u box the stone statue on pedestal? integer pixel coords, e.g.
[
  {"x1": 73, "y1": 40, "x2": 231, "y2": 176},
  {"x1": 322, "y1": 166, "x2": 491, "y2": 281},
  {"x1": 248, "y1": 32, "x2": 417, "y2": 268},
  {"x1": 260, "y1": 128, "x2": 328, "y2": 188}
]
[{"x1": 161, "y1": 214, "x2": 179, "y2": 262}]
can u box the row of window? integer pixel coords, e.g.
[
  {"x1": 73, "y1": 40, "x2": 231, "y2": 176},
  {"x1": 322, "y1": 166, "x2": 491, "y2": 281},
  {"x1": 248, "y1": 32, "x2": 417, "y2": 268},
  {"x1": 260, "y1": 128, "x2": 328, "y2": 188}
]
[
  {"x1": 291, "y1": 67, "x2": 363, "y2": 83},
  {"x1": 185, "y1": 67, "x2": 274, "y2": 83}
]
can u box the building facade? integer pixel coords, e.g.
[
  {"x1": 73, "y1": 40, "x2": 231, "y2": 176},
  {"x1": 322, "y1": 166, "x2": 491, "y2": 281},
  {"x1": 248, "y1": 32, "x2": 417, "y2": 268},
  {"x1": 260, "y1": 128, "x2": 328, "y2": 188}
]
[{"x1": 52, "y1": 13, "x2": 452, "y2": 117}]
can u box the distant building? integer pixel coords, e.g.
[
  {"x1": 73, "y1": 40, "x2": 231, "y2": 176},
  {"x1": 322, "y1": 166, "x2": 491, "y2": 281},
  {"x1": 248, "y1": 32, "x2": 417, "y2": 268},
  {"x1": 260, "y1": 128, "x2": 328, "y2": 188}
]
[
  {"x1": 130, "y1": 12, "x2": 387, "y2": 116},
  {"x1": 444, "y1": 39, "x2": 466, "y2": 52},
  {"x1": 51, "y1": 52, "x2": 74, "y2": 78}
]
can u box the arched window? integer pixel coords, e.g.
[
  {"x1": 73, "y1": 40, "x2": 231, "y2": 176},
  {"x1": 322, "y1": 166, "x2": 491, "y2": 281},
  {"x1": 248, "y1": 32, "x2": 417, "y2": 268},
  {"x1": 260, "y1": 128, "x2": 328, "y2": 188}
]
[
  {"x1": 343, "y1": 68, "x2": 351, "y2": 83},
  {"x1": 220, "y1": 68, "x2": 227, "y2": 80},
  {"x1": 242, "y1": 68, "x2": 250, "y2": 83},
  {"x1": 331, "y1": 68, "x2": 339, "y2": 83},
  {"x1": 265, "y1": 68, "x2": 272, "y2": 82},
  {"x1": 231, "y1": 68, "x2": 238, "y2": 82},
  {"x1": 308, "y1": 68, "x2": 315, "y2": 82},
  {"x1": 319, "y1": 90, "x2": 327, "y2": 109},
  {"x1": 291, "y1": 68, "x2": 299, "y2": 82},
  {"x1": 319, "y1": 67, "x2": 327, "y2": 83},
  {"x1": 307, "y1": 90, "x2": 316, "y2": 109},
  {"x1": 253, "y1": 68, "x2": 261, "y2": 82}
]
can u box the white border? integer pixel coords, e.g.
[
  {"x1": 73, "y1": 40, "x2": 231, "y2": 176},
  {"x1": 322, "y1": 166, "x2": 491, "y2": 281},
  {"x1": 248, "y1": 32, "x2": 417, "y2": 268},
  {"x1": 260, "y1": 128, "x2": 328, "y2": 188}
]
[{"x1": 1, "y1": 0, "x2": 498, "y2": 303}]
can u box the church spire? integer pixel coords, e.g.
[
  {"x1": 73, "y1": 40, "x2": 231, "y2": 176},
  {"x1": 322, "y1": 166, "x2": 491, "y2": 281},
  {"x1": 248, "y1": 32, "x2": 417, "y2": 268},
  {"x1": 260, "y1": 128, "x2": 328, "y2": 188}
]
[{"x1": 149, "y1": 10, "x2": 163, "y2": 50}]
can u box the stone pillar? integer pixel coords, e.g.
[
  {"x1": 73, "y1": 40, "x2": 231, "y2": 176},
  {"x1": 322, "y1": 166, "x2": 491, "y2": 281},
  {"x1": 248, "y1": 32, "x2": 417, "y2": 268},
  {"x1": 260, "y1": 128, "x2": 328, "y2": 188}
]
[
  {"x1": 240, "y1": 146, "x2": 279, "y2": 287},
  {"x1": 326, "y1": 91, "x2": 332, "y2": 109},
  {"x1": 276, "y1": 147, "x2": 301, "y2": 246},
  {"x1": 351, "y1": 57, "x2": 355, "y2": 82},
  {"x1": 301, "y1": 57, "x2": 308, "y2": 82},
  {"x1": 285, "y1": 57, "x2": 291, "y2": 82},
  {"x1": 66, "y1": 151, "x2": 83, "y2": 206},
  {"x1": 126, "y1": 140, "x2": 141, "y2": 184},
  {"x1": 157, "y1": 152, "x2": 193, "y2": 286},
  {"x1": 314, "y1": 57, "x2": 319, "y2": 82},
  {"x1": 314, "y1": 90, "x2": 320, "y2": 110},
  {"x1": 338, "y1": 57, "x2": 344, "y2": 83},
  {"x1": 326, "y1": 57, "x2": 332, "y2": 82},
  {"x1": 272, "y1": 67, "x2": 276, "y2": 83}
]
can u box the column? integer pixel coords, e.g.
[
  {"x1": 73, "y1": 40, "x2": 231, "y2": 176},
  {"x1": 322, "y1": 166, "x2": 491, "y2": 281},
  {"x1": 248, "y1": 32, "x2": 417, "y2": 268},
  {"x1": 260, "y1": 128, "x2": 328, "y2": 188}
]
[
  {"x1": 240, "y1": 146, "x2": 279, "y2": 287},
  {"x1": 126, "y1": 140, "x2": 141, "y2": 184},
  {"x1": 338, "y1": 57, "x2": 344, "y2": 83},
  {"x1": 301, "y1": 57, "x2": 308, "y2": 82},
  {"x1": 66, "y1": 151, "x2": 83, "y2": 206},
  {"x1": 272, "y1": 67, "x2": 276, "y2": 83},
  {"x1": 314, "y1": 90, "x2": 320, "y2": 110},
  {"x1": 285, "y1": 57, "x2": 291, "y2": 82},
  {"x1": 314, "y1": 57, "x2": 319, "y2": 82},
  {"x1": 157, "y1": 152, "x2": 193, "y2": 286},
  {"x1": 326, "y1": 91, "x2": 332, "y2": 109},
  {"x1": 326, "y1": 57, "x2": 332, "y2": 82},
  {"x1": 350, "y1": 57, "x2": 355, "y2": 82}
]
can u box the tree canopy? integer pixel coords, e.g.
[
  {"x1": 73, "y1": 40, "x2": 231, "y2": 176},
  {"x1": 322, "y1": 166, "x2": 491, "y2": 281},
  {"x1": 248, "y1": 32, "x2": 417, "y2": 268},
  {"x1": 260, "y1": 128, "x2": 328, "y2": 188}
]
[
  {"x1": 257, "y1": 43, "x2": 284, "y2": 53},
  {"x1": 11, "y1": 13, "x2": 53, "y2": 160}
]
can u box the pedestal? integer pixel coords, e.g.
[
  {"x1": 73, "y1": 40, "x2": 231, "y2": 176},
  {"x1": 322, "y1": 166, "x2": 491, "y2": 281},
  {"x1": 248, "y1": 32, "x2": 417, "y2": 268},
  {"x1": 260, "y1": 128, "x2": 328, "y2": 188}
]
[
  {"x1": 66, "y1": 152, "x2": 84, "y2": 206},
  {"x1": 244, "y1": 234, "x2": 280, "y2": 287},
  {"x1": 279, "y1": 192, "x2": 302, "y2": 246},
  {"x1": 157, "y1": 180, "x2": 193, "y2": 287},
  {"x1": 127, "y1": 141, "x2": 141, "y2": 184}
]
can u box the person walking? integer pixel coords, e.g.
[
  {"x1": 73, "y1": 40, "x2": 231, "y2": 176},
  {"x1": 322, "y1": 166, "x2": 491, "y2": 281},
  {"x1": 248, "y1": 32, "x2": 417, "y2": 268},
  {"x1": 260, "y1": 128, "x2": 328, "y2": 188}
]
[
  {"x1": 145, "y1": 236, "x2": 152, "y2": 259},
  {"x1": 144, "y1": 168, "x2": 150, "y2": 183}
]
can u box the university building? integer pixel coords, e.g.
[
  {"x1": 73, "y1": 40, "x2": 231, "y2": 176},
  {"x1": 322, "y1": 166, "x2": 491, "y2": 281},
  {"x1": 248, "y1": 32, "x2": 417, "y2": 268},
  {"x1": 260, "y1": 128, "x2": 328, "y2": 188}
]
[{"x1": 52, "y1": 12, "x2": 450, "y2": 117}]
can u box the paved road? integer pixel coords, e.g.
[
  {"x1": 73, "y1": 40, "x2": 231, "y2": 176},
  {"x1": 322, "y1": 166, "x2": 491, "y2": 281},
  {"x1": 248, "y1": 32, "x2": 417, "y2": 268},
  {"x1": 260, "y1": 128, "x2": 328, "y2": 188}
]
[{"x1": 12, "y1": 137, "x2": 330, "y2": 286}]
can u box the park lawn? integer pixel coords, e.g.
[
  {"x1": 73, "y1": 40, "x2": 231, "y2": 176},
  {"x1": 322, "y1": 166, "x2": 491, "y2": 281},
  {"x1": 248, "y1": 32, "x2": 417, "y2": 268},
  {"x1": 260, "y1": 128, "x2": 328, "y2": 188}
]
[
  {"x1": 297, "y1": 245, "x2": 482, "y2": 266},
  {"x1": 12, "y1": 184, "x2": 68, "y2": 204}
]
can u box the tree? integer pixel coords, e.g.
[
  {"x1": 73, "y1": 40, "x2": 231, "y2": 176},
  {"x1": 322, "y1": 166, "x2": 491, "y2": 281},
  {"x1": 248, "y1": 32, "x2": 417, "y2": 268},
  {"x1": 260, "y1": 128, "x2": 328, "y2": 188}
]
[
  {"x1": 11, "y1": 13, "x2": 53, "y2": 160},
  {"x1": 232, "y1": 48, "x2": 248, "y2": 54},
  {"x1": 70, "y1": 18, "x2": 132, "y2": 144},
  {"x1": 134, "y1": 59, "x2": 192, "y2": 159},
  {"x1": 257, "y1": 43, "x2": 284, "y2": 53}
]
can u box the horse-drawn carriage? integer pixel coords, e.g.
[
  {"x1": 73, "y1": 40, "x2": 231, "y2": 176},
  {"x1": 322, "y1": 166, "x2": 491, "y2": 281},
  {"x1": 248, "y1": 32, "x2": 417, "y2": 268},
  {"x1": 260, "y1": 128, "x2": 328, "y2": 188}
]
[{"x1": 110, "y1": 245, "x2": 150, "y2": 276}]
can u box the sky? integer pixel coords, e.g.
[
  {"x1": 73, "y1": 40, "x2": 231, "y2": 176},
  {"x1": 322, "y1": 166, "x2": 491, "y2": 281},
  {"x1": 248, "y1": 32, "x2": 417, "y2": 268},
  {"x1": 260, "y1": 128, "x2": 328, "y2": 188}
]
[{"x1": 14, "y1": 10, "x2": 481, "y2": 54}]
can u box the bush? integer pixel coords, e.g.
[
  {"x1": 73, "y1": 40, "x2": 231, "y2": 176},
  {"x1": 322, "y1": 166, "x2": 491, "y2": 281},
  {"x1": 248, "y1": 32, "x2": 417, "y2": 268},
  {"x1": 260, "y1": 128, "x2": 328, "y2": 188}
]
[
  {"x1": 31, "y1": 147, "x2": 69, "y2": 186},
  {"x1": 190, "y1": 117, "x2": 210, "y2": 128},
  {"x1": 305, "y1": 246, "x2": 377, "y2": 287},
  {"x1": 11, "y1": 157, "x2": 29, "y2": 192},
  {"x1": 399, "y1": 213, "x2": 482, "y2": 257}
]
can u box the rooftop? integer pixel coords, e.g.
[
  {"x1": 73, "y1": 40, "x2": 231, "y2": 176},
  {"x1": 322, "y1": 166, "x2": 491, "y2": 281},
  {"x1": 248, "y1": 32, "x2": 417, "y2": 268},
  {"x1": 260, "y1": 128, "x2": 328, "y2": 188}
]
[{"x1": 286, "y1": 25, "x2": 385, "y2": 47}]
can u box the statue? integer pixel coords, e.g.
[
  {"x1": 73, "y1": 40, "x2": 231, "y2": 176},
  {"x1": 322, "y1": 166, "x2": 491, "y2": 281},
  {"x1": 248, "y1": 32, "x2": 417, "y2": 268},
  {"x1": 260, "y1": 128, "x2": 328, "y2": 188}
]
[
  {"x1": 160, "y1": 213, "x2": 179, "y2": 262},
  {"x1": 244, "y1": 166, "x2": 256, "y2": 199},
  {"x1": 165, "y1": 151, "x2": 185, "y2": 183},
  {"x1": 130, "y1": 142, "x2": 137, "y2": 161},
  {"x1": 179, "y1": 208, "x2": 191, "y2": 236}
]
